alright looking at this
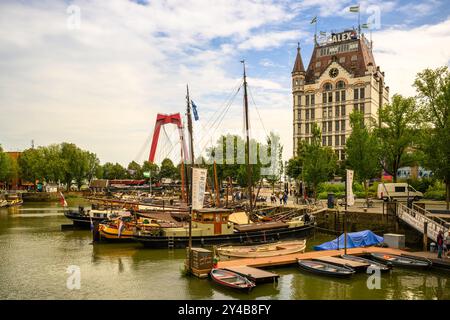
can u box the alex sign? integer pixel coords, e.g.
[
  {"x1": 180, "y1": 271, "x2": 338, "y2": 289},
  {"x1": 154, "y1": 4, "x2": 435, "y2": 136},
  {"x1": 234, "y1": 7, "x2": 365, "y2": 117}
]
[
  {"x1": 191, "y1": 168, "x2": 207, "y2": 210},
  {"x1": 331, "y1": 31, "x2": 357, "y2": 43}
]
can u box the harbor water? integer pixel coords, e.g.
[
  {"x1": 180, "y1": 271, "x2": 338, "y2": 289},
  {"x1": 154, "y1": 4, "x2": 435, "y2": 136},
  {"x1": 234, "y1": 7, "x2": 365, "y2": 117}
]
[{"x1": 1, "y1": 202, "x2": 450, "y2": 300}]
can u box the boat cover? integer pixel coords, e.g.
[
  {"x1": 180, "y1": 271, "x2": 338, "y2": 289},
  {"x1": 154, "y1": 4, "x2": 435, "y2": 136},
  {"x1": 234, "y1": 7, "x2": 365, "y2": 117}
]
[{"x1": 314, "y1": 230, "x2": 383, "y2": 251}]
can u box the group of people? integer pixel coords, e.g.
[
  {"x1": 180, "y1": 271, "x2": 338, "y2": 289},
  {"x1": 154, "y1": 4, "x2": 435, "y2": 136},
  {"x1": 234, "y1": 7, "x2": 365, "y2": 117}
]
[
  {"x1": 436, "y1": 230, "x2": 450, "y2": 259},
  {"x1": 270, "y1": 191, "x2": 289, "y2": 205}
]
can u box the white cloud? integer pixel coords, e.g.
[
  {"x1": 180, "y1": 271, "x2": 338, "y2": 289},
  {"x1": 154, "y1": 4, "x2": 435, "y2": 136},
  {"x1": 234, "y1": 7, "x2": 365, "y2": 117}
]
[
  {"x1": 0, "y1": 0, "x2": 300, "y2": 165},
  {"x1": 238, "y1": 30, "x2": 305, "y2": 51},
  {"x1": 372, "y1": 17, "x2": 450, "y2": 97}
]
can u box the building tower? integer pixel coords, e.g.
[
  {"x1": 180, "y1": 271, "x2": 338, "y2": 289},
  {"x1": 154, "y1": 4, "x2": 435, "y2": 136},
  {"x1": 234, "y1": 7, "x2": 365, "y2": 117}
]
[
  {"x1": 292, "y1": 43, "x2": 305, "y2": 156},
  {"x1": 292, "y1": 30, "x2": 389, "y2": 160}
]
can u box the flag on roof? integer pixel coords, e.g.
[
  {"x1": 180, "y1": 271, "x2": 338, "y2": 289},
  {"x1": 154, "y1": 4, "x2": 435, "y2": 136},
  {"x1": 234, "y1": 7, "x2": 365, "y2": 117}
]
[
  {"x1": 361, "y1": 23, "x2": 370, "y2": 29},
  {"x1": 349, "y1": 5, "x2": 360, "y2": 12}
]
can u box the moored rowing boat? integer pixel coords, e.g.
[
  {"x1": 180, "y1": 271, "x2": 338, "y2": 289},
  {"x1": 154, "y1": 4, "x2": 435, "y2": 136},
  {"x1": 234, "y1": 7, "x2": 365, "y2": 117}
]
[{"x1": 217, "y1": 239, "x2": 307, "y2": 258}]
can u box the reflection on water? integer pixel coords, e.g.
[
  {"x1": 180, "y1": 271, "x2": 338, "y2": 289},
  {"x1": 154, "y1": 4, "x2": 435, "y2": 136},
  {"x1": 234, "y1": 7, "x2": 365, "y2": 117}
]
[{"x1": 1, "y1": 203, "x2": 450, "y2": 300}]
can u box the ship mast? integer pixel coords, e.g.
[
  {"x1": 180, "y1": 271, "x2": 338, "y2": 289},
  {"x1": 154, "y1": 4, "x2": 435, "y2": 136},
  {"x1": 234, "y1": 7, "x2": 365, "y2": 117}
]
[
  {"x1": 241, "y1": 60, "x2": 253, "y2": 214},
  {"x1": 186, "y1": 84, "x2": 195, "y2": 272}
]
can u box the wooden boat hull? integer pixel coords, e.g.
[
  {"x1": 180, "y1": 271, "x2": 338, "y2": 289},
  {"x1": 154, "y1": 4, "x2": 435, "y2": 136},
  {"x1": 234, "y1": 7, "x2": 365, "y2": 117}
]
[
  {"x1": 370, "y1": 253, "x2": 432, "y2": 269},
  {"x1": 217, "y1": 240, "x2": 306, "y2": 258},
  {"x1": 210, "y1": 268, "x2": 255, "y2": 291},
  {"x1": 64, "y1": 211, "x2": 107, "y2": 228},
  {"x1": 341, "y1": 254, "x2": 391, "y2": 272},
  {"x1": 297, "y1": 259, "x2": 355, "y2": 278},
  {"x1": 98, "y1": 224, "x2": 135, "y2": 242},
  {"x1": 134, "y1": 224, "x2": 314, "y2": 249}
]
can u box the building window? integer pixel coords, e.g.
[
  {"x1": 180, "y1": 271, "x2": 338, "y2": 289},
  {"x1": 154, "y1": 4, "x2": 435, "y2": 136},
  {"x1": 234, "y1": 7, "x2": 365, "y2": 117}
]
[
  {"x1": 298, "y1": 109, "x2": 301, "y2": 120},
  {"x1": 322, "y1": 121, "x2": 327, "y2": 132},
  {"x1": 306, "y1": 95, "x2": 310, "y2": 106},
  {"x1": 328, "y1": 107, "x2": 332, "y2": 118},
  {"x1": 328, "y1": 121, "x2": 332, "y2": 132},
  {"x1": 328, "y1": 92, "x2": 332, "y2": 103},
  {"x1": 341, "y1": 135, "x2": 346, "y2": 145},
  {"x1": 359, "y1": 87, "x2": 365, "y2": 99},
  {"x1": 339, "y1": 57, "x2": 345, "y2": 63},
  {"x1": 335, "y1": 91, "x2": 340, "y2": 102},
  {"x1": 341, "y1": 120, "x2": 345, "y2": 131},
  {"x1": 335, "y1": 135, "x2": 340, "y2": 146},
  {"x1": 337, "y1": 81, "x2": 345, "y2": 89},
  {"x1": 341, "y1": 91, "x2": 346, "y2": 101},
  {"x1": 353, "y1": 88, "x2": 359, "y2": 100},
  {"x1": 305, "y1": 123, "x2": 309, "y2": 134},
  {"x1": 306, "y1": 109, "x2": 309, "y2": 120},
  {"x1": 311, "y1": 108, "x2": 315, "y2": 120},
  {"x1": 354, "y1": 103, "x2": 358, "y2": 111},
  {"x1": 341, "y1": 105, "x2": 346, "y2": 116},
  {"x1": 322, "y1": 136, "x2": 326, "y2": 146},
  {"x1": 322, "y1": 93, "x2": 327, "y2": 104},
  {"x1": 335, "y1": 106, "x2": 339, "y2": 117},
  {"x1": 311, "y1": 94, "x2": 315, "y2": 105},
  {"x1": 351, "y1": 55, "x2": 357, "y2": 61},
  {"x1": 298, "y1": 95, "x2": 302, "y2": 106},
  {"x1": 324, "y1": 83, "x2": 332, "y2": 91},
  {"x1": 360, "y1": 103, "x2": 365, "y2": 114},
  {"x1": 315, "y1": 61, "x2": 321, "y2": 68},
  {"x1": 328, "y1": 136, "x2": 332, "y2": 146},
  {"x1": 335, "y1": 120, "x2": 340, "y2": 131}
]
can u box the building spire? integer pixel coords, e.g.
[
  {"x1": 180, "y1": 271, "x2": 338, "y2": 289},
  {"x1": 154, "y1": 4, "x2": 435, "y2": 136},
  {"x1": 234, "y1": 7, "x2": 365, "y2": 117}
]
[{"x1": 292, "y1": 44, "x2": 305, "y2": 74}]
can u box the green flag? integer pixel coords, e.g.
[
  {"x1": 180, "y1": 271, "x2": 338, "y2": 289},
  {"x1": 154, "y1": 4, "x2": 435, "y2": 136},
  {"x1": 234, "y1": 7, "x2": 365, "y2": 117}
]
[
  {"x1": 319, "y1": 31, "x2": 326, "y2": 36},
  {"x1": 143, "y1": 171, "x2": 150, "y2": 178},
  {"x1": 310, "y1": 16, "x2": 317, "y2": 24},
  {"x1": 349, "y1": 5, "x2": 360, "y2": 12},
  {"x1": 361, "y1": 23, "x2": 370, "y2": 29}
]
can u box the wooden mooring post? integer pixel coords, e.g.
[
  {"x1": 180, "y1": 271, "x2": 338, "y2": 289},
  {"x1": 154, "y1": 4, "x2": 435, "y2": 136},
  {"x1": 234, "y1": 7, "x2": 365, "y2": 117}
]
[{"x1": 423, "y1": 221, "x2": 428, "y2": 251}]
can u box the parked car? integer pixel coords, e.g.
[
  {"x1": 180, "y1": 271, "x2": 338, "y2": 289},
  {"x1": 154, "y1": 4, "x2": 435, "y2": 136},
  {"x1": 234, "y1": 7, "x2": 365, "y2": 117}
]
[{"x1": 377, "y1": 183, "x2": 423, "y2": 201}]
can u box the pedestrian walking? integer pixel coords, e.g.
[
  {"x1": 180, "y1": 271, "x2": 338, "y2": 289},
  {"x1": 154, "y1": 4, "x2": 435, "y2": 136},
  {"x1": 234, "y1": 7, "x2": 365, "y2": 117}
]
[
  {"x1": 437, "y1": 230, "x2": 444, "y2": 259},
  {"x1": 445, "y1": 230, "x2": 450, "y2": 258}
]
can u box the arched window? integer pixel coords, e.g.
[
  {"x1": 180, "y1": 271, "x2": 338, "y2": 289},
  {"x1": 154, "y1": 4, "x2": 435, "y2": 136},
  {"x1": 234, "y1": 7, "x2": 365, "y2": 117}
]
[
  {"x1": 336, "y1": 81, "x2": 345, "y2": 89},
  {"x1": 323, "y1": 82, "x2": 332, "y2": 91}
]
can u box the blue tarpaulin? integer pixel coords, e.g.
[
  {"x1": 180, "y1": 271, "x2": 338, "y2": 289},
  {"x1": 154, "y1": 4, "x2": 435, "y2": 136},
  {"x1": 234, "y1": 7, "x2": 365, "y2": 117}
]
[{"x1": 314, "y1": 230, "x2": 384, "y2": 251}]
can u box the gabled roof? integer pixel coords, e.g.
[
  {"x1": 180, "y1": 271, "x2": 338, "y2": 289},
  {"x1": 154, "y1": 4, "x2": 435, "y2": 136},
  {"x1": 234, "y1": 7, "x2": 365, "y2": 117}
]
[{"x1": 303, "y1": 34, "x2": 376, "y2": 84}]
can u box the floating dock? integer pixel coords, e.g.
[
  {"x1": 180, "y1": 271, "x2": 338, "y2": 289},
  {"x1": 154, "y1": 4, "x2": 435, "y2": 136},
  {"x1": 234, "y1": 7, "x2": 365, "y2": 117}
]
[
  {"x1": 217, "y1": 247, "x2": 406, "y2": 269},
  {"x1": 224, "y1": 266, "x2": 279, "y2": 283}
]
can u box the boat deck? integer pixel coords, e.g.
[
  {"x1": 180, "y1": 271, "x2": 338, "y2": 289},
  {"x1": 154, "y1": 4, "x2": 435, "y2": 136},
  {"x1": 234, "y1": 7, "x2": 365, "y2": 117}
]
[
  {"x1": 217, "y1": 247, "x2": 406, "y2": 268},
  {"x1": 401, "y1": 251, "x2": 450, "y2": 270},
  {"x1": 224, "y1": 266, "x2": 279, "y2": 283}
]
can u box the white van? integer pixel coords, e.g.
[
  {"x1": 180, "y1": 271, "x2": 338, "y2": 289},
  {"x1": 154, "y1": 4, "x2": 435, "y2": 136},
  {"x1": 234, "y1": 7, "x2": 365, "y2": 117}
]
[{"x1": 377, "y1": 183, "x2": 423, "y2": 201}]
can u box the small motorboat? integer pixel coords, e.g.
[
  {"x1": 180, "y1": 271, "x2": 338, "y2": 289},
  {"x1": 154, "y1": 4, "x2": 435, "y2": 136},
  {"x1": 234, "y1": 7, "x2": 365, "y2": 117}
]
[
  {"x1": 210, "y1": 268, "x2": 255, "y2": 291},
  {"x1": 341, "y1": 254, "x2": 392, "y2": 272},
  {"x1": 297, "y1": 259, "x2": 355, "y2": 278},
  {"x1": 216, "y1": 239, "x2": 306, "y2": 259},
  {"x1": 370, "y1": 252, "x2": 432, "y2": 269}
]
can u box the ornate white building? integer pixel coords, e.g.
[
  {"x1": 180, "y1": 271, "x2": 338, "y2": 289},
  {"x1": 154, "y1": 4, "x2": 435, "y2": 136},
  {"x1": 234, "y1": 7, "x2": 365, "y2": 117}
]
[{"x1": 292, "y1": 30, "x2": 389, "y2": 160}]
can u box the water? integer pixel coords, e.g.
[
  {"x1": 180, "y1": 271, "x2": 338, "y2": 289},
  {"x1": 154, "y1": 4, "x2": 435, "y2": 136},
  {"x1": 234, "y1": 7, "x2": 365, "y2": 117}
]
[{"x1": 1, "y1": 202, "x2": 449, "y2": 300}]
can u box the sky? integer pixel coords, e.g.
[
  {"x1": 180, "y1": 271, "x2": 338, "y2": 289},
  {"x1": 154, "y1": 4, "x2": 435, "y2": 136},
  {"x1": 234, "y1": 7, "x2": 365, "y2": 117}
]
[{"x1": 0, "y1": 0, "x2": 449, "y2": 166}]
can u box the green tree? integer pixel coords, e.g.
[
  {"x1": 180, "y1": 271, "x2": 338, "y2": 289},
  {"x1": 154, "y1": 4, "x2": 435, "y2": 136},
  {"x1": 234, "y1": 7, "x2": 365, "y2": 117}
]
[
  {"x1": 0, "y1": 146, "x2": 14, "y2": 187},
  {"x1": 302, "y1": 124, "x2": 338, "y2": 199},
  {"x1": 142, "y1": 161, "x2": 159, "y2": 183},
  {"x1": 159, "y1": 158, "x2": 177, "y2": 180},
  {"x1": 414, "y1": 66, "x2": 450, "y2": 209},
  {"x1": 345, "y1": 111, "x2": 381, "y2": 206},
  {"x1": 375, "y1": 94, "x2": 420, "y2": 182},
  {"x1": 127, "y1": 161, "x2": 143, "y2": 179},
  {"x1": 18, "y1": 148, "x2": 45, "y2": 185},
  {"x1": 102, "y1": 162, "x2": 127, "y2": 180}
]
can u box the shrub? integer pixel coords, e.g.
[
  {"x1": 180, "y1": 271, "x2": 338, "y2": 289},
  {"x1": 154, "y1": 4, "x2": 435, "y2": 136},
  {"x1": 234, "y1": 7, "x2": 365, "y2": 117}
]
[
  {"x1": 407, "y1": 177, "x2": 435, "y2": 193},
  {"x1": 317, "y1": 183, "x2": 345, "y2": 193}
]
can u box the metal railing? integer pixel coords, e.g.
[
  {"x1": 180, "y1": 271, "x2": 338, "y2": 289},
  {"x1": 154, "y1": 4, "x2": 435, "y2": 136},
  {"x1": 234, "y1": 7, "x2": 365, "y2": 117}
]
[{"x1": 397, "y1": 202, "x2": 448, "y2": 242}]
